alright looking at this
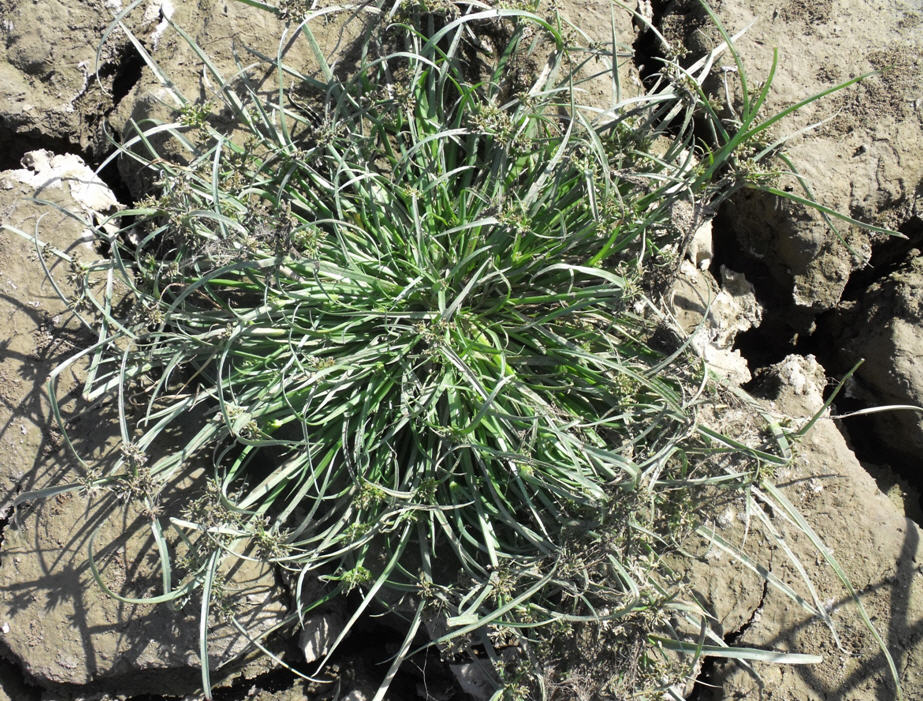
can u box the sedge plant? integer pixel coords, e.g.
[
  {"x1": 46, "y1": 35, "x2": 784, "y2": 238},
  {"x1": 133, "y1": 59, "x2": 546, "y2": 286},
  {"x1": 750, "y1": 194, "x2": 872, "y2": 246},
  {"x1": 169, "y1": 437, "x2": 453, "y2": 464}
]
[{"x1": 4, "y1": 0, "x2": 903, "y2": 698}]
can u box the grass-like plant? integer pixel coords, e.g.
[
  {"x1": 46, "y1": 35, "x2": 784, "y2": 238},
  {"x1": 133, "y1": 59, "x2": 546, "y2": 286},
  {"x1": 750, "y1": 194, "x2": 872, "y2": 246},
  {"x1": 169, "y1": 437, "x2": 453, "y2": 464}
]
[{"x1": 5, "y1": 0, "x2": 903, "y2": 698}]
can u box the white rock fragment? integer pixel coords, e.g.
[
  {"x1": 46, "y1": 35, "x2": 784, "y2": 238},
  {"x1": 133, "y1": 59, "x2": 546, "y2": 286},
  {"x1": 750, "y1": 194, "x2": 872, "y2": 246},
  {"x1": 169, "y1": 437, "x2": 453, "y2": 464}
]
[
  {"x1": 689, "y1": 219, "x2": 714, "y2": 270},
  {"x1": 449, "y1": 659, "x2": 499, "y2": 701},
  {"x1": 717, "y1": 506, "x2": 736, "y2": 529},
  {"x1": 12, "y1": 151, "x2": 117, "y2": 212},
  {"x1": 299, "y1": 613, "x2": 344, "y2": 664},
  {"x1": 775, "y1": 354, "x2": 826, "y2": 411},
  {"x1": 144, "y1": 0, "x2": 175, "y2": 50},
  {"x1": 341, "y1": 691, "x2": 370, "y2": 701},
  {"x1": 713, "y1": 265, "x2": 762, "y2": 347},
  {"x1": 672, "y1": 261, "x2": 763, "y2": 385},
  {"x1": 3, "y1": 150, "x2": 121, "y2": 243}
]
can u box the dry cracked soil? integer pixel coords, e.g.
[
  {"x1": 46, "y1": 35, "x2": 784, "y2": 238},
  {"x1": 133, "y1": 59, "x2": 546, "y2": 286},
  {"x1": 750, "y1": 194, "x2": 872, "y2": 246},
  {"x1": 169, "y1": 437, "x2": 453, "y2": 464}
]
[{"x1": 1, "y1": 1, "x2": 922, "y2": 699}]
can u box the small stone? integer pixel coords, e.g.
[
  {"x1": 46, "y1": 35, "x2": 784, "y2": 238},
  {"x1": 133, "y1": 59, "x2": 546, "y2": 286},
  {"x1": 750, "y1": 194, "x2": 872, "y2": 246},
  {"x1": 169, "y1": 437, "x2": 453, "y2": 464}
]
[
  {"x1": 449, "y1": 660, "x2": 498, "y2": 701},
  {"x1": 341, "y1": 691, "x2": 369, "y2": 701},
  {"x1": 299, "y1": 613, "x2": 344, "y2": 664},
  {"x1": 689, "y1": 219, "x2": 714, "y2": 270}
]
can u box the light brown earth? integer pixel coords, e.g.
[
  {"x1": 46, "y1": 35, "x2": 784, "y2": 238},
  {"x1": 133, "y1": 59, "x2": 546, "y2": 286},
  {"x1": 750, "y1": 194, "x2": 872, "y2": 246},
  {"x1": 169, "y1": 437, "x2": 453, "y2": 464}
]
[{"x1": 0, "y1": 1, "x2": 921, "y2": 699}]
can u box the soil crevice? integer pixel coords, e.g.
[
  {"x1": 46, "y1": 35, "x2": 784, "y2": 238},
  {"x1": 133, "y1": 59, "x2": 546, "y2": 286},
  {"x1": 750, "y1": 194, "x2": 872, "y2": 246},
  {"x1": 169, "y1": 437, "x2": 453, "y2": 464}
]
[{"x1": 687, "y1": 552, "x2": 772, "y2": 701}]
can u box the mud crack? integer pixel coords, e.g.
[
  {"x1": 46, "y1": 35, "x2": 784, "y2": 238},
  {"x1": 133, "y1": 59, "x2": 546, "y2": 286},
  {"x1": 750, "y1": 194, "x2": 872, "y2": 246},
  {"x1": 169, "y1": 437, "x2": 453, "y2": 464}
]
[
  {"x1": 837, "y1": 215, "x2": 923, "y2": 303},
  {"x1": 688, "y1": 552, "x2": 772, "y2": 700},
  {"x1": 632, "y1": 0, "x2": 670, "y2": 87},
  {"x1": 104, "y1": 42, "x2": 145, "y2": 106},
  {"x1": 726, "y1": 575, "x2": 769, "y2": 647},
  {"x1": 0, "y1": 500, "x2": 11, "y2": 551}
]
